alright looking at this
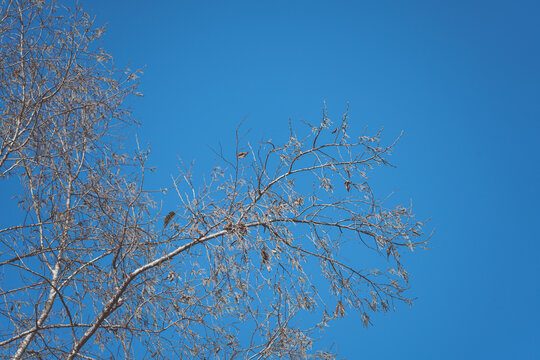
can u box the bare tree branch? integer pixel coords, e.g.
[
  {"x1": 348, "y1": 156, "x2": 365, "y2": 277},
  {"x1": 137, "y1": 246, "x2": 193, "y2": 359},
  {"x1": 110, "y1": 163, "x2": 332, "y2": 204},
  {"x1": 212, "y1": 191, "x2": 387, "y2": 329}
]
[{"x1": 0, "y1": 1, "x2": 429, "y2": 359}]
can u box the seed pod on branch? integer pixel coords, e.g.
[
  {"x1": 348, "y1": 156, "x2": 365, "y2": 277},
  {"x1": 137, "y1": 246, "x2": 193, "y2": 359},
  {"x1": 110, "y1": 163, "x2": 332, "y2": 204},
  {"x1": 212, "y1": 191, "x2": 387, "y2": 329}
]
[
  {"x1": 237, "y1": 151, "x2": 249, "y2": 159},
  {"x1": 163, "y1": 211, "x2": 176, "y2": 229}
]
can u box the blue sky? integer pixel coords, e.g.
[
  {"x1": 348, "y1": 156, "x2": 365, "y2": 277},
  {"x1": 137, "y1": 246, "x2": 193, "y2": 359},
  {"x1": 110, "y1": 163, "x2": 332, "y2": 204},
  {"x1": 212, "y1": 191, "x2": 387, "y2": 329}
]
[{"x1": 77, "y1": 0, "x2": 539, "y2": 358}]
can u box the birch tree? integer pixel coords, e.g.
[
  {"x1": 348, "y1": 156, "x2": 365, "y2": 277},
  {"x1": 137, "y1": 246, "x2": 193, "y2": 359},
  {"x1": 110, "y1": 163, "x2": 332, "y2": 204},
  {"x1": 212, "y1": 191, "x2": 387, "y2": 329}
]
[{"x1": 0, "y1": 1, "x2": 428, "y2": 359}]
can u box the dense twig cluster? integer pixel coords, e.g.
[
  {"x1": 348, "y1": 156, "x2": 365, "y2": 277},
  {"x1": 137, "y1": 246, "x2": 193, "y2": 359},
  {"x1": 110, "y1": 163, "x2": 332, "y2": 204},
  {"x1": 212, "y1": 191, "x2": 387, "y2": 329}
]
[{"x1": 0, "y1": 1, "x2": 428, "y2": 359}]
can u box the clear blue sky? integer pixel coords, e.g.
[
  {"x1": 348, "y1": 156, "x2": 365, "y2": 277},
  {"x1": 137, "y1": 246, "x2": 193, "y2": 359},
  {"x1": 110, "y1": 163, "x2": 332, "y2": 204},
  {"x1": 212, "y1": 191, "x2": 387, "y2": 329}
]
[{"x1": 79, "y1": 0, "x2": 539, "y2": 358}]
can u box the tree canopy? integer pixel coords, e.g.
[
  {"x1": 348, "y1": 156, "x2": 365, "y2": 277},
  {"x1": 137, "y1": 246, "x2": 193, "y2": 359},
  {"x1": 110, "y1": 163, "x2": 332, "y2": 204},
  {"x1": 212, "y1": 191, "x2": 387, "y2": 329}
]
[{"x1": 0, "y1": 1, "x2": 428, "y2": 359}]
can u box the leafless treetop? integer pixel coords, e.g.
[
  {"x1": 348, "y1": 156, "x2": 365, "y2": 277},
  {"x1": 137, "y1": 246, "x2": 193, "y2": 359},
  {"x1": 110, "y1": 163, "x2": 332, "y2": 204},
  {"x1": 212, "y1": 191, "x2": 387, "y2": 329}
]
[{"x1": 0, "y1": 1, "x2": 429, "y2": 359}]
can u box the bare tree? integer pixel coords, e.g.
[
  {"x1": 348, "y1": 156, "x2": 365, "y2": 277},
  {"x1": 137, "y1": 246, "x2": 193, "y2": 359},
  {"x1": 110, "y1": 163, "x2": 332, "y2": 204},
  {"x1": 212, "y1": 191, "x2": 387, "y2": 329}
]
[{"x1": 0, "y1": 1, "x2": 429, "y2": 359}]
